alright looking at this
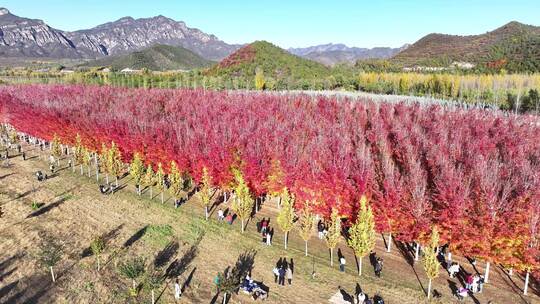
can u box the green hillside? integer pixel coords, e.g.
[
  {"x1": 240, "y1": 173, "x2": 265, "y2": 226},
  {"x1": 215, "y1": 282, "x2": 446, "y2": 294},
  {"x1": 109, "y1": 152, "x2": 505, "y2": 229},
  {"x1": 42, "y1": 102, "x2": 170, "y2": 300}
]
[
  {"x1": 83, "y1": 44, "x2": 212, "y2": 71},
  {"x1": 392, "y1": 21, "x2": 540, "y2": 72},
  {"x1": 206, "y1": 41, "x2": 330, "y2": 79}
]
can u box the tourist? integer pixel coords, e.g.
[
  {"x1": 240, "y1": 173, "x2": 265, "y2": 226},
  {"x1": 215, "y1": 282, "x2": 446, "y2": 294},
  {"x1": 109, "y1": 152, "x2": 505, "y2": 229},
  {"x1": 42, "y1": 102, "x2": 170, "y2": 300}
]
[
  {"x1": 286, "y1": 266, "x2": 293, "y2": 285},
  {"x1": 226, "y1": 213, "x2": 233, "y2": 225},
  {"x1": 465, "y1": 274, "x2": 473, "y2": 290},
  {"x1": 174, "y1": 278, "x2": 181, "y2": 299},
  {"x1": 22, "y1": 151, "x2": 26, "y2": 160},
  {"x1": 357, "y1": 291, "x2": 366, "y2": 304},
  {"x1": 339, "y1": 256, "x2": 346, "y2": 272},
  {"x1": 375, "y1": 258, "x2": 383, "y2": 277},
  {"x1": 317, "y1": 221, "x2": 325, "y2": 239},
  {"x1": 217, "y1": 209, "x2": 224, "y2": 221},
  {"x1": 478, "y1": 275, "x2": 485, "y2": 293},
  {"x1": 272, "y1": 266, "x2": 279, "y2": 283},
  {"x1": 456, "y1": 287, "x2": 469, "y2": 301},
  {"x1": 213, "y1": 273, "x2": 220, "y2": 292},
  {"x1": 471, "y1": 275, "x2": 480, "y2": 293},
  {"x1": 278, "y1": 266, "x2": 286, "y2": 285},
  {"x1": 448, "y1": 262, "x2": 460, "y2": 278},
  {"x1": 266, "y1": 228, "x2": 273, "y2": 246},
  {"x1": 261, "y1": 218, "x2": 268, "y2": 234}
]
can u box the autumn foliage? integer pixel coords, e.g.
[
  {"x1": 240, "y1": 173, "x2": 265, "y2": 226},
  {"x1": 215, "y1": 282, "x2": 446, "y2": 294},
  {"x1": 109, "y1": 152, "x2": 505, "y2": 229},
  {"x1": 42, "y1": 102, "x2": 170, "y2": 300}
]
[{"x1": 0, "y1": 84, "x2": 539, "y2": 273}]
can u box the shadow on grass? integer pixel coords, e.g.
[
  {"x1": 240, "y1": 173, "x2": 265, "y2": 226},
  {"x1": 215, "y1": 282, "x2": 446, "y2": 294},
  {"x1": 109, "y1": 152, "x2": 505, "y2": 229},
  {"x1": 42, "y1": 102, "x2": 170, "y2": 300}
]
[
  {"x1": 154, "y1": 240, "x2": 179, "y2": 269},
  {"x1": 123, "y1": 225, "x2": 148, "y2": 248},
  {"x1": 26, "y1": 196, "x2": 68, "y2": 218}
]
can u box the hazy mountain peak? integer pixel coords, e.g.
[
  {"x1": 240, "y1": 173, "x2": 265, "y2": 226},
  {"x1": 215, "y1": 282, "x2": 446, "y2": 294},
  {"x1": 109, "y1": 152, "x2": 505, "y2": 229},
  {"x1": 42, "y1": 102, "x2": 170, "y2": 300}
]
[{"x1": 0, "y1": 8, "x2": 10, "y2": 15}]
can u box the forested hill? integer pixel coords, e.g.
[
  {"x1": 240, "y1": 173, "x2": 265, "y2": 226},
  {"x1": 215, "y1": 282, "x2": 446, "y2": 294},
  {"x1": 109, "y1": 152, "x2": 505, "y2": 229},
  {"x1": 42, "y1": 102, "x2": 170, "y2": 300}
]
[
  {"x1": 392, "y1": 21, "x2": 540, "y2": 72},
  {"x1": 206, "y1": 41, "x2": 331, "y2": 79}
]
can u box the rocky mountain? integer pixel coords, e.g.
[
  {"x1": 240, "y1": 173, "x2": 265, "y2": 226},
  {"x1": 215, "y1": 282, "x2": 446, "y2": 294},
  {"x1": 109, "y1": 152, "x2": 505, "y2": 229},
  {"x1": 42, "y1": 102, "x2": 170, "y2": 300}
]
[
  {"x1": 0, "y1": 8, "x2": 239, "y2": 60},
  {"x1": 392, "y1": 21, "x2": 540, "y2": 70},
  {"x1": 288, "y1": 43, "x2": 408, "y2": 66},
  {"x1": 82, "y1": 44, "x2": 212, "y2": 71}
]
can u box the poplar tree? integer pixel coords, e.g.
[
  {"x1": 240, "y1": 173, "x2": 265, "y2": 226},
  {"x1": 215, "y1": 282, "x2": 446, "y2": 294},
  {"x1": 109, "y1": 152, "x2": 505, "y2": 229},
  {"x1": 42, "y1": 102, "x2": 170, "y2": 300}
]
[
  {"x1": 255, "y1": 68, "x2": 266, "y2": 90},
  {"x1": 74, "y1": 134, "x2": 85, "y2": 175},
  {"x1": 168, "y1": 161, "x2": 183, "y2": 203},
  {"x1": 347, "y1": 195, "x2": 376, "y2": 276},
  {"x1": 297, "y1": 200, "x2": 316, "y2": 256},
  {"x1": 200, "y1": 167, "x2": 213, "y2": 220},
  {"x1": 142, "y1": 164, "x2": 155, "y2": 198},
  {"x1": 91, "y1": 236, "x2": 106, "y2": 272},
  {"x1": 277, "y1": 188, "x2": 295, "y2": 249},
  {"x1": 155, "y1": 163, "x2": 165, "y2": 204},
  {"x1": 100, "y1": 143, "x2": 110, "y2": 183},
  {"x1": 129, "y1": 152, "x2": 145, "y2": 195},
  {"x1": 51, "y1": 134, "x2": 62, "y2": 166},
  {"x1": 108, "y1": 142, "x2": 123, "y2": 186},
  {"x1": 423, "y1": 226, "x2": 440, "y2": 299},
  {"x1": 325, "y1": 208, "x2": 342, "y2": 267},
  {"x1": 231, "y1": 169, "x2": 254, "y2": 233}
]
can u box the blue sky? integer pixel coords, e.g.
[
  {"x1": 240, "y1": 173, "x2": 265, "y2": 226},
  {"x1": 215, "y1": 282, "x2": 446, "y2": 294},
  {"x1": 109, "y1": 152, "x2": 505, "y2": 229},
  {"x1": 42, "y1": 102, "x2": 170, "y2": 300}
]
[{"x1": 3, "y1": 1, "x2": 538, "y2": 48}]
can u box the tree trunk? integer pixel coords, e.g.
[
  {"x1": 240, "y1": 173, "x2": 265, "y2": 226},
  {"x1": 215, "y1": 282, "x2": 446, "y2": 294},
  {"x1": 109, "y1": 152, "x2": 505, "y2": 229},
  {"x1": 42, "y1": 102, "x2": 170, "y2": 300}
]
[
  {"x1": 427, "y1": 278, "x2": 432, "y2": 298},
  {"x1": 106, "y1": 174, "x2": 109, "y2": 185},
  {"x1": 72, "y1": 161, "x2": 75, "y2": 173},
  {"x1": 150, "y1": 186, "x2": 153, "y2": 199},
  {"x1": 524, "y1": 270, "x2": 530, "y2": 295},
  {"x1": 387, "y1": 233, "x2": 392, "y2": 252},
  {"x1": 305, "y1": 240, "x2": 308, "y2": 256},
  {"x1": 330, "y1": 248, "x2": 333, "y2": 266},
  {"x1": 255, "y1": 197, "x2": 259, "y2": 213},
  {"x1": 223, "y1": 192, "x2": 227, "y2": 204},
  {"x1": 137, "y1": 184, "x2": 141, "y2": 196},
  {"x1": 152, "y1": 289, "x2": 155, "y2": 304},
  {"x1": 205, "y1": 206, "x2": 209, "y2": 220},
  {"x1": 115, "y1": 176, "x2": 118, "y2": 187},
  {"x1": 132, "y1": 279, "x2": 136, "y2": 289},
  {"x1": 161, "y1": 192, "x2": 164, "y2": 204},
  {"x1": 284, "y1": 231, "x2": 288, "y2": 249},
  {"x1": 358, "y1": 256, "x2": 362, "y2": 276},
  {"x1": 241, "y1": 219, "x2": 245, "y2": 233},
  {"x1": 80, "y1": 164, "x2": 83, "y2": 175},
  {"x1": 485, "y1": 261, "x2": 490, "y2": 283},
  {"x1": 509, "y1": 268, "x2": 513, "y2": 276},
  {"x1": 414, "y1": 242, "x2": 420, "y2": 262},
  {"x1": 87, "y1": 166, "x2": 91, "y2": 177},
  {"x1": 222, "y1": 292, "x2": 227, "y2": 304},
  {"x1": 50, "y1": 266, "x2": 55, "y2": 283},
  {"x1": 97, "y1": 256, "x2": 100, "y2": 271}
]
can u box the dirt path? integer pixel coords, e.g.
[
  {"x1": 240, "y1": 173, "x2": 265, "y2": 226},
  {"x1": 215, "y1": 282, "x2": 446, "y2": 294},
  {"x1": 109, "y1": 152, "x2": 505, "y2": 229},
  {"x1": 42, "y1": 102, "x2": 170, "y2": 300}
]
[{"x1": 0, "y1": 145, "x2": 538, "y2": 304}]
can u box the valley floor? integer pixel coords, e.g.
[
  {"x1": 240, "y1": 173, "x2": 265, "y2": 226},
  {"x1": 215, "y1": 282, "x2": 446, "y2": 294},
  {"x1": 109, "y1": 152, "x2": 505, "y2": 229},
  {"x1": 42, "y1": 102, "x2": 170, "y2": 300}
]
[{"x1": 0, "y1": 145, "x2": 538, "y2": 304}]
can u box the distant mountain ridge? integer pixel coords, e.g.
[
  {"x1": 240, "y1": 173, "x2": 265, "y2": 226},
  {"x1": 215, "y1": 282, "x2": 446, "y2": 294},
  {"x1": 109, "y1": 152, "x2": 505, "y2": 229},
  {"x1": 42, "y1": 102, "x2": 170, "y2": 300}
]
[
  {"x1": 289, "y1": 43, "x2": 409, "y2": 66},
  {"x1": 392, "y1": 21, "x2": 540, "y2": 71},
  {"x1": 82, "y1": 44, "x2": 213, "y2": 71},
  {"x1": 0, "y1": 8, "x2": 240, "y2": 60}
]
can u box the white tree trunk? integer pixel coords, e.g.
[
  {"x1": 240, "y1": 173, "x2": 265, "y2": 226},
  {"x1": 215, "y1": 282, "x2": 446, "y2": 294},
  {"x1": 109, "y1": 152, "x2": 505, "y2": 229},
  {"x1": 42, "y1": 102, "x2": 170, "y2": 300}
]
[
  {"x1": 485, "y1": 262, "x2": 490, "y2": 283},
  {"x1": 387, "y1": 233, "x2": 392, "y2": 252},
  {"x1": 222, "y1": 292, "x2": 227, "y2": 304},
  {"x1": 80, "y1": 164, "x2": 83, "y2": 175},
  {"x1": 427, "y1": 278, "x2": 432, "y2": 299},
  {"x1": 106, "y1": 174, "x2": 109, "y2": 185},
  {"x1": 151, "y1": 289, "x2": 155, "y2": 304},
  {"x1": 223, "y1": 192, "x2": 227, "y2": 204},
  {"x1": 524, "y1": 270, "x2": 530, "y2": 295},
  {"x1": 115, "y1": 176, "x2": 118, "y2": 187},
  {"x1": 509, "y1": 268, "x2": 513, "y2": 276},
  {"x1": 414, "y1": 242, "x2": 420, "y2": 261},
  {"x1": 284, "y1": 232, "x2": 288, "y2": 249},
  {"x1": 150, "y1": 186, "x2": 153, "y2": 199},
  {"x1": 358, "y1": 256, "x2": 362, "y2": 276},
  {"x1": 205, "y1": 206, "x2": 209, "y2": 220},
  {"x1": 137, "y1": 184, "x2": 141, "y2": 196},
  {"x1": 330, "y1": 248, "x2": 334, "y2": 266},
  {"x1": 97, "y1": 256, "x2": 100, "y2": 271},
  {"x1": 161, "y1": 192, "x2": 164, "y2": 204},
  {"x1": 255, "y1": 197, "x2": 259, "y2": 213},
  {"x1": 50, "y1": 266, "x2": 55, "y2": 282},
  {"x1": 305, "y1": 241, "x2": 308, "y2": 256},
  {"x1": 241, "y1": 219, "x2": 245, "y2": 233}
]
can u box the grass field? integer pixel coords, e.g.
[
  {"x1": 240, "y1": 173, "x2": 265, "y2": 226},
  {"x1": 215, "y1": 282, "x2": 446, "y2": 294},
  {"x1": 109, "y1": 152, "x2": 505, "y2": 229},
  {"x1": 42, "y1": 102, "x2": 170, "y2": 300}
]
[{"x1": 0, "y1": 145, "x2": 538, "y2": 304}]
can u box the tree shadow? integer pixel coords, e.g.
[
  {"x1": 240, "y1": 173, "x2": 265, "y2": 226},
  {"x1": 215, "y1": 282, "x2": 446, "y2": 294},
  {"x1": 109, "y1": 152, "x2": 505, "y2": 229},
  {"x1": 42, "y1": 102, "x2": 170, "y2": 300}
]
[
  {"x1": 154, "y1": 240, "x2": 179, "y2": 269},
  {"x1": 26, "y1": 196, "x2": 68, "y2": 218},
  {"x1": 165, "y1": 244, "x2": 198, "y2": 279},
  {"x1": 0, "y1": 280, "x2": 19, "y2": 299},
  {"x1": 395, "y1": 241, "x2": 425, "y2": 294},
  {"x1": 0, "y1": 173, "x2": 14, "y2": 180},
  {"x1": 123, "y1": 225, "x2": 148, "y2": 248},
  {"x1": 2, "y1": 273, "x2": 51, "y2": 304},
  {"x1": 0, "y1": 267, "x2": 17, "y2": 282},
  {"x1": 0, "y1": 252, "x2": 25, "y2": 273},
  {"x1": 181, "y1": 267, "x2": 197, "y2": 293}
]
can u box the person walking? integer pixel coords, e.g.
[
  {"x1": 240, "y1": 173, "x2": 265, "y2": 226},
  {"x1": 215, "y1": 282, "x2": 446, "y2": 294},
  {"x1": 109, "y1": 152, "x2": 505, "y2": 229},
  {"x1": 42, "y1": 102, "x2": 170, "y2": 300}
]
[
  {"x1": 273, "y1": 266, "x2": 279, "y2": 283},
  {"x1": 261, "y1": 218, "x2": 268, "y2": 234},
  {"x1": 375, "y1": 258, "x2": 383, "y2": 277},
  {"x1": 448, "y1": 262, "x2": 459, "y2": 278},
  {"x1": 286, "y1": 266, "x2": 293, "y2": 285},
  {"x1": 357, "y1": 291, "x2": 366, "y2": 304},
  {"x1": 266, "y1": 228, "x2": 272, "y2": 246},
  {"x1": 217, "y1": 209, "x2": 224, "y2": 221},
  {"x1": 174, "y1": 278, "x2": 182, "y2": 300},
  {"x1": 339, "y1": 256, "x2": 346, "y2": 272}
]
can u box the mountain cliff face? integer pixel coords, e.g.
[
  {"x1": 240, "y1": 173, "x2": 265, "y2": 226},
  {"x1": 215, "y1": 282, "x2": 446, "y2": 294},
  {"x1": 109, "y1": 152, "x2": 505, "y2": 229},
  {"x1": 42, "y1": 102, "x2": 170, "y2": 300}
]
[
  {"x1": 0, "y1": 8, "x2": 239, "y2": 60},
  {"x1": 288, "y1": 43, "x2": 408, "y2": 66}
]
